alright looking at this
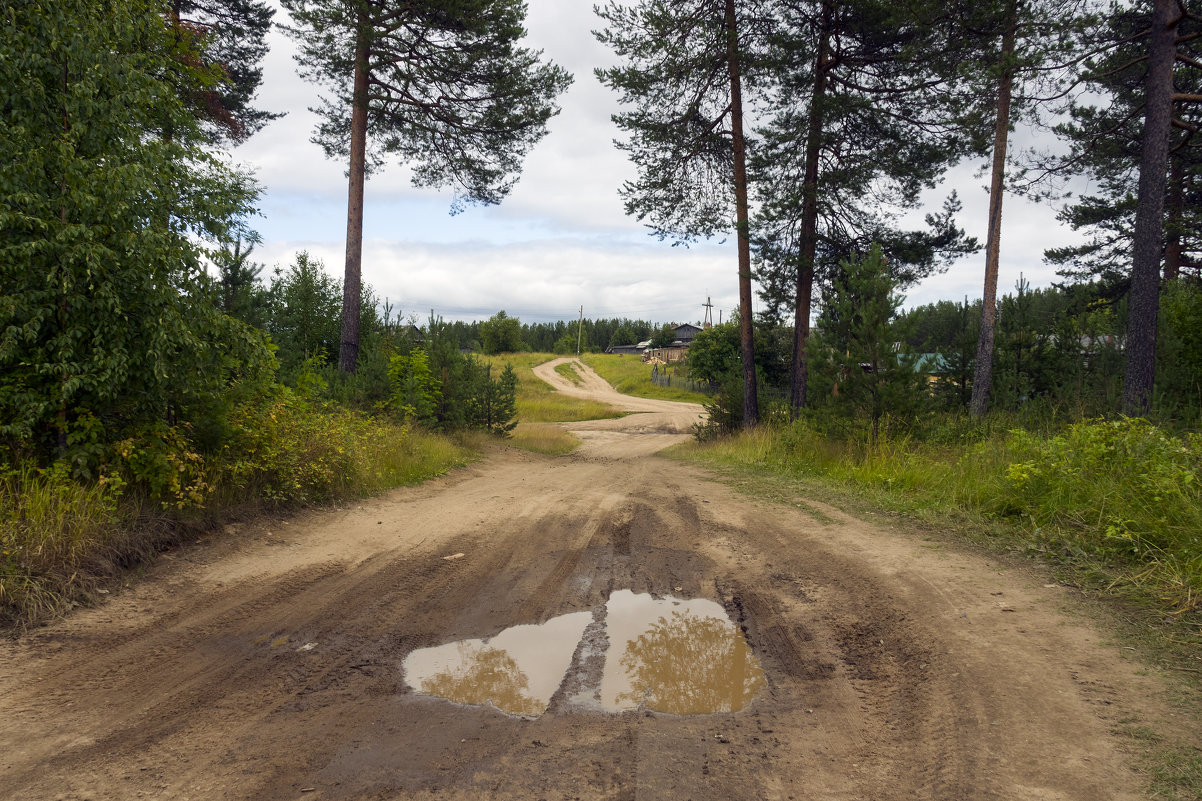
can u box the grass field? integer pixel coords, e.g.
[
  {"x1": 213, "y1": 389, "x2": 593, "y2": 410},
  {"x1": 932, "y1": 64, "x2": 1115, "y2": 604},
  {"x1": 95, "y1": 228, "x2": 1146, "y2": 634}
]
[
  {"x1": 479, "y1": 353, "x2": 622, "y2": 423},
  {"x1": 581, "y1": 353, "x2": 711, "y2": 404}
]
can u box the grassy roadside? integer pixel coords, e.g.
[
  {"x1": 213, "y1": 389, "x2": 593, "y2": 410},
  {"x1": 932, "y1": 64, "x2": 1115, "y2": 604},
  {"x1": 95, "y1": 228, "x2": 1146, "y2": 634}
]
[
  {"x1": 2, "y1": 349, "x2": 614, "y2": 628},
  {"x1": 668, "y1": 417, "x2": 1202, "y2": 799},
  {"x1": 509, "y1": 423, "x2": 580, "y2": 455},
  {"x1": 492, "y1": 352, "x2": 707, "y2": 455},
  {"x1": 671, "y1": 418, "x2": 1202, "y2": 622},
  {"x1": 581, "y1": 353, "x2": 711, "y2": 404},
  {"x1": 1, "y1": 395, "x2": 473, "y2": 629}
]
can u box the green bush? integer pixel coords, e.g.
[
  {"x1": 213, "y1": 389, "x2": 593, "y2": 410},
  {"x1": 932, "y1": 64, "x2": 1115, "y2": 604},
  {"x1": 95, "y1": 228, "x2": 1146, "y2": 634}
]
[
  {"x1": 213, "y1": 389, "x2": 470, "y2": 506},
  {"x1": 693, "y1": 375, "x2": 746, "y2": 441},
  {"x1": 388, "y1": 348, "x2": 439, "y2": 421},
  {"x1": 0, "y1": 394, "x2": 473, "y2": 627},
  {"x1": 1000, "y1": 418, "x2": 1202, "y2": 558}
]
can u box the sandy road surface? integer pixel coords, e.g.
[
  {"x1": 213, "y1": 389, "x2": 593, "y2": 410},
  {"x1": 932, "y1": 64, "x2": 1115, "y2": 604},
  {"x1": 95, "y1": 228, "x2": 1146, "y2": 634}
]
[{"x1": 0, "y1": 359, "x2": 1174, "y2": 800}]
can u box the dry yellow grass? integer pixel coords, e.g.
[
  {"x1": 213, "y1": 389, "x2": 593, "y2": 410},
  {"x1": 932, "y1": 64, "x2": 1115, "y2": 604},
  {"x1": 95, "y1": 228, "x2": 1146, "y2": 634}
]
[{"x1": 509, "y1": 423, "x2": 579, "y2": 455}]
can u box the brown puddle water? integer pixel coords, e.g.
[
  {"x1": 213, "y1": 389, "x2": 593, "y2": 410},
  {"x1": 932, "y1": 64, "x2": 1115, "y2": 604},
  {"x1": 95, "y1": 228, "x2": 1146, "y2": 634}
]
[
  {"x1": 599, "y1": 589, "x2": 765, "y2": 715},
  {"x1": 402, "y1": 612, "x2": 592, "y2": 718},
  {"x1": 403, "y1": 590, "x2": 764, "y2": 718}
]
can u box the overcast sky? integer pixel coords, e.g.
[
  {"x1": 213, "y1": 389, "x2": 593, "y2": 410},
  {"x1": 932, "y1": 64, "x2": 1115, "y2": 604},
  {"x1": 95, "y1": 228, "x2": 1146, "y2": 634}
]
[{"x1": 230, "y1": 0, "x2": 1088, "y2": 326}]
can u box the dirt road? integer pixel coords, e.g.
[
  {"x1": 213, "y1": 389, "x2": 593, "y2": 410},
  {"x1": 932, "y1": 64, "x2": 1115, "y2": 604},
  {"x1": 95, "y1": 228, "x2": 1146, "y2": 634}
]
[{"x1": 0, "y1": 359, "x2": 1174, "y2": 799}]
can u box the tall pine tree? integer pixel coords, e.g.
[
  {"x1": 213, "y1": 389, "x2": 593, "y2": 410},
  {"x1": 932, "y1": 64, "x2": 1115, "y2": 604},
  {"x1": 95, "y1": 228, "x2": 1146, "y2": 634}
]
[
  {"x1": 956, "y1": 0, "x2": 1103, "y2": 417},
  {"x1": 751, "y1": 0, "x2": 978, "y2": 416},
  {"x1": 281, "y1": 0, "x2": 571, "y2": 373},
  {"x1": 1046, "y1": 0, "x2": 1202, "y2": 414},
  {"x1": 595, "y1": 0, "x2": 775, "y2": 427},
  {"x1": 1047, "y1": 3, "x2": 1202, "y2": 286},
  {"x1": 165, "y1": 0, "x2": 282, "y2": 144}
]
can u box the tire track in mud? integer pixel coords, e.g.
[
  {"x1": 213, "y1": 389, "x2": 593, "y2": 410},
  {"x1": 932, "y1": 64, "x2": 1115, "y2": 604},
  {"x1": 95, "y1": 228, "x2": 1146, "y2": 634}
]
[
  {"x1": 701, "y1": 507, "x2": 984, "y2": 800},
  {"x1": 5, "y1": 547, "x2": 468, "y2": 799}
]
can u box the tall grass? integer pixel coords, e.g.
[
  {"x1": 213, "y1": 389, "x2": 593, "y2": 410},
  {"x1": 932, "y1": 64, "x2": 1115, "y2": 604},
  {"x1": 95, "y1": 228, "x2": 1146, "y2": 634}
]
[
  {"x1": 676, "y1": 416, "x2": 1202, "y2": 618},
  {"x1": 1, "y1": 463, "x2": 136, "y2": 624},
  {"x1": 510, "y1": 423, "x2": 580, "y2": 455},
  {"x1": 1, "y1": 391, "x2": 472, "y2": 628},
  {"x1": 211, "y1": 391, "x2": 471, "y2": 507}
]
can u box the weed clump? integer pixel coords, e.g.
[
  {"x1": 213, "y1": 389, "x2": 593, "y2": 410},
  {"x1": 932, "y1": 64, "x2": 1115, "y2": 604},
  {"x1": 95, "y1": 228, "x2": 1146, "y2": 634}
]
[
  {"x1": 0, "y1": 392, "x2": 471, "y2": 628},
  {"x1": 678, "y1": 415, "x2": 1202, "y2": 617}
]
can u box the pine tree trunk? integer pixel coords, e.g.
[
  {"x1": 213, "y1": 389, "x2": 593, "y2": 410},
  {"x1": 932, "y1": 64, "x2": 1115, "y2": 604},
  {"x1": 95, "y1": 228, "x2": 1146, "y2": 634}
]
[
  {"x1": 726, "y1": 0, "x2": 758, "y2": 427},
  {"x1": 969, "y1": 0, "x2": 1017, "y2": 418},
  {"x1": 1164, "y1": 153, "x2": 1184, "y2": 281},
  {"x1": 1122, "y1": 0, "x2": 1176, "y2": 415},
  {"x1": 789, "y1": 0, "x2": 832, "y2": 418},
  {"x1": 339, "y1": 18, "x2": 369, "y2": 374}
]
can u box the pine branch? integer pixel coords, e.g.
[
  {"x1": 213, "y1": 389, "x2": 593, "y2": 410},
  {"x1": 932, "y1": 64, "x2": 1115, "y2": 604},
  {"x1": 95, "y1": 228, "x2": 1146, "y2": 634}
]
[{"x1": 1177, "y1": 52, "x2": 1202, "y2": 69}]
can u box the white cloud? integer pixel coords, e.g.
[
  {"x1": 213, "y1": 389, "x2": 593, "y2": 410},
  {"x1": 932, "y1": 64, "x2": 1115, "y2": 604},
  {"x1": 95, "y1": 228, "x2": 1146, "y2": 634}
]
[
  {"x1": 257, "y1": 236, "x2": 740, "y2": 325},
  {"x1": 902, "y1": 158, "x2": 1089, "y2": 310},
  {"x1": 236, "y1": 2, "x2": 1090, "y2": 325}
]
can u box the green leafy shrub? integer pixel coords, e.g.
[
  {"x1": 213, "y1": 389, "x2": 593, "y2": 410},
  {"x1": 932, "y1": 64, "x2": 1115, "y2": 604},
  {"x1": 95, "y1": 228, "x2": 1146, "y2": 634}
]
[
  {"x1": 388, "y1": 348, "x2": 439, "y2": 421},
  {"x1": 681, "y1": 413, "x2": 1202, "y2": 614},
  {"x1": 214, "y1": 389, "x2": 469, "y2": 506},
  {"x1": 0, "y1": 394, "x2": 473, "y2": 626},
  {"x1": 479, "y1": 311, "x2": 526, "y2": 354},
  {"x1": 1000, "y1": 418, "x2": 1202, "y2": 559},
  {"x1": 0, "y1": 0, "x2": 268, "y2": 464},
  {"x1": 110, "y1": 422, "x2": 213, "y2": 510}
]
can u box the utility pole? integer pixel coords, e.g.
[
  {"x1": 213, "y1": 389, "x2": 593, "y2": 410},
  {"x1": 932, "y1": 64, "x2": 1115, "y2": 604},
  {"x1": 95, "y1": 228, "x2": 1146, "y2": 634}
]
[
  {"x1": 703, "y1": 295, "x2": 714, "y2": 328},
  {"x1": 576, "y1": 305, "x2": 584, "y2": 357}
]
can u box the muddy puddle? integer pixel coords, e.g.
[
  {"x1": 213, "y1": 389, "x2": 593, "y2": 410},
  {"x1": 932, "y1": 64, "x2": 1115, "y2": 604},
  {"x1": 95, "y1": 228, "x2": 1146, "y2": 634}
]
[
  {"x1": 402, "y1": 612, "x2": 592, "y2": 718},
  {"x1": 403, "y1": 590, "x2": 764, "y2": 718},
  {"x1": 599, "y1": 589, "x2": 765, "y2": 715}
]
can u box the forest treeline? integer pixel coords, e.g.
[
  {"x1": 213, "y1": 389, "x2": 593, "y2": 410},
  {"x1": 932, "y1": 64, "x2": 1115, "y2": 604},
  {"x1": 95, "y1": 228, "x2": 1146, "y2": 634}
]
[
  {"x1": 686, "y1": 270, "x2": 1202, "y2": 438},
  {"x1": 596, "y1": 0, "x2": 1202, "y2": 427}
]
